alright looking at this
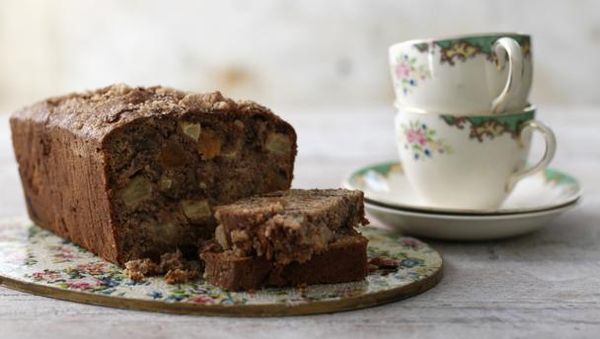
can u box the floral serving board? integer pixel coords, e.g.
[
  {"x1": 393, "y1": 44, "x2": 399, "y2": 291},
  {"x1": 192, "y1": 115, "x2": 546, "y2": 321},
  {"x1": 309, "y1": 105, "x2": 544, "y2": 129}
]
[{"x1": 0, "y1": 218, "x2": 442, "y2": 316}]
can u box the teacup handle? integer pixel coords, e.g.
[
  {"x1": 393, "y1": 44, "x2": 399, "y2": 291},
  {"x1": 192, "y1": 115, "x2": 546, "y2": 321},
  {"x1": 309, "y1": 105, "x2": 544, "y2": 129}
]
[
  {"x1": 491, "y1": 37, "x2": 524, "y2": 114},
  {"x1": 506, "y1": 120, "x2": 556, "y2": 192}
]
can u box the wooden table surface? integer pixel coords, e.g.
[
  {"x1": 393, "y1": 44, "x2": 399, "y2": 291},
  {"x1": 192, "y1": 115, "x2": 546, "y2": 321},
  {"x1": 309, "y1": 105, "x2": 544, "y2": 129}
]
[{"x1": 0, "y1": 105, "x2": 599, "y2": 338}]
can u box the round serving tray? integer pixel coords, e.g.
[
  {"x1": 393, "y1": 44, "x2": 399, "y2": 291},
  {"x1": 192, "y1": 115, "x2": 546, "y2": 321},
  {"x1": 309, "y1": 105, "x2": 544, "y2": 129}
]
[{"x1": 0, "y1": 217, "x2": 442, "y2": 316}]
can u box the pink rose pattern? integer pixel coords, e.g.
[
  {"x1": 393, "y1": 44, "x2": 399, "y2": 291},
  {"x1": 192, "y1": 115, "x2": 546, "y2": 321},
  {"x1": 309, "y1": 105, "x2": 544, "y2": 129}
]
[
  {"x1": 188, "y1": 295, "x2": 216, "y2": 305},
  {"x1": 393, "y1": 54, "x2": 431, "y2": 95},
  {"x1": 402, "y1": 121, "x2": 452, "y2": 160}
]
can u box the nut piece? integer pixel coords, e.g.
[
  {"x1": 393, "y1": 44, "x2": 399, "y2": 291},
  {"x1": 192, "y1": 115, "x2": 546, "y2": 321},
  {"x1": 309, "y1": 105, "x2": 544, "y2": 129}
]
[
  {"x1": 213, "y1": 100, "x2": 233, "y2": 111},
  {"x1": 265, "y1": 133, "x2": 292, "y2": 155},
  {"x1": 215, "y1": 224, "x2": 230, "y2": 249},
  {"x1": 181, "y1": 199, "x2": 211, "y2": 221},
  {"x1": 159, "y1": 175, "x2": 173, "y2": 190},
  {"x1": 197, "y1": 129, "x2": 222, "y2": 160},
  {"x1": 121, "y1": 175, "x2": 153, "y2": 208},
  {"x1": 179, "y1": 121, "x2": 201, "y2": 141},
  {"x1": 229, "y1": 228, "x2": 255, "y2": 256},
  {"x1": 230, "y1": 229, "x2": 249, "y2": 243},
  {"x1": 229, "y1": 229, "x2": 252, "y2": 255}
]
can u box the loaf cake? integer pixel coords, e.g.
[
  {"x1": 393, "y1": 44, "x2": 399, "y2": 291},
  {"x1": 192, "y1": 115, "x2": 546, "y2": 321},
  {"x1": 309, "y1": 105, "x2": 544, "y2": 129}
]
[
  {"x1": 201, "y1": 232, "x2": 368, "y2": 291},
  {"x1": 202, "y1": 188, "x2": 369, "y2": 290},
  {"x1": 214, "y1": 189, "x2": 368, "y2": 265},
  {"x1": 10, "y1": 84, "x2": 297, "y2": 264}
]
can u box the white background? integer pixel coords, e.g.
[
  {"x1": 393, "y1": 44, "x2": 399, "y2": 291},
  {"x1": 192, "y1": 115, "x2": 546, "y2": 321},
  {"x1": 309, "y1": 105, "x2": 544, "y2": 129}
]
[{"x1": 1, "y1": 0, "x2": 599, "y2": 113}]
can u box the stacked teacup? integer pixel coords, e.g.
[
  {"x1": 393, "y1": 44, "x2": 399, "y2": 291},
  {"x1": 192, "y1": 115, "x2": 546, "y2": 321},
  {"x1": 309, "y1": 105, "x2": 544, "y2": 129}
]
[{"x1": 389, "y1": 33, "x2": 556, "y2": 209}]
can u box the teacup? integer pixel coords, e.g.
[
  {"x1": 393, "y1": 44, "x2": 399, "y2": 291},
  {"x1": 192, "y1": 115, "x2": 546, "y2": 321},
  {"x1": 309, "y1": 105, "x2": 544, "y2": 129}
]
[
  {"x1": 389, "y1": 33, "x2": 533, "y2": 115},
  {"x1": 394, "y1": 106, "x2": 556, "y2": 209}
]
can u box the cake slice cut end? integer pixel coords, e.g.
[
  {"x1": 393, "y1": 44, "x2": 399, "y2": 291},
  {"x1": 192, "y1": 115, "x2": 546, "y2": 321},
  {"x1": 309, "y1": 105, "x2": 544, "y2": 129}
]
[
  {"x1": 214, "y1": 188, "x2": 368, "y2": 265},
  {"x1": 200, "y1": 232, "x2": 368, "y2": 291}
]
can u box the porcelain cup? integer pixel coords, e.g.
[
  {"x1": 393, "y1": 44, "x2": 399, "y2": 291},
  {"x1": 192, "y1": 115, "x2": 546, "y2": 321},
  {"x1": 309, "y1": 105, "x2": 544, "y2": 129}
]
[
  {"x1": 394, "y1": 106, "x2": 556, "y2": 209},
  {"x1": 389, "y1": 33, "x2": 533, "y2": 115}
]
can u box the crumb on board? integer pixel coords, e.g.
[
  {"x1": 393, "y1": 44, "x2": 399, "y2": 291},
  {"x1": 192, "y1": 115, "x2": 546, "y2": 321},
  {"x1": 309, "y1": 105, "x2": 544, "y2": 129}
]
[
  {"x1": 124, "y1": 249, "x2": 199, "y2": 284},
  {"x1": 159, "y1": 249, "x2": 186, "y2": 272},
  {"x1": 124, "y1": 258, "x2": 160, "y2": 281},
  {"x1": 368, "y1": 256, "x2": 401, "y2": 269},
  {"x1": 164, "y1": 268, "x2": 199, "y2": 284}
]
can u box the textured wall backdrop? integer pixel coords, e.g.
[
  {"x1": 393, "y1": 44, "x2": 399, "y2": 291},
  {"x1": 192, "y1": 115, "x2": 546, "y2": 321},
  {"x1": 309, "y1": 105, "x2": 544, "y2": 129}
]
[{"x1": 0, "y1": 0, "x2": 599, "y2": 112}]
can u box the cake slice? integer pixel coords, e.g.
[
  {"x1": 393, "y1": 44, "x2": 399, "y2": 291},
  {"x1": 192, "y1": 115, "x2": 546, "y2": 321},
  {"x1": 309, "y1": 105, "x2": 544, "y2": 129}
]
[
  {"x1": 10, "y1": 85, "x2": 297, "y2": 264},
  {"x1": 213, "y1": 189, "x2": 368, "y2": 265},
  {"x1": 201, "y1": 189, "x2": 370, "y2": 291},
  {"x1": 201, "y1": 232, "x2": 368, "y2": 291}
]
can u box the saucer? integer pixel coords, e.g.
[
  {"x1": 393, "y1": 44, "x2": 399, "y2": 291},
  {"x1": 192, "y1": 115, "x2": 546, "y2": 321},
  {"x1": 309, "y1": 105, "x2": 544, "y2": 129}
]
[
  {"x1": 343, "y1": 161, "x2": 582, "y2": 215},
  {"x1": 366, "y1": 200, "x2": 578, "y2": 240}
]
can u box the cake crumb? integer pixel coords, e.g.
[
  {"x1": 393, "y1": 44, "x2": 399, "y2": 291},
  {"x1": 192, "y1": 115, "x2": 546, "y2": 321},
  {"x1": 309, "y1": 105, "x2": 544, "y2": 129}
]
[
  {"x1": 368, "y1": 256, "x2": 401, "y2": 269},
  {"x1": 124, "y1": 258, "x2": 160, "y2": 282},
  {"x1": 368, "y1": 264, "x2": 379, "y2": 273},
  {"x1": 165, "y1": 268, "x2": 199, "y2": 284},
  {"x1": 198, "y1": 239, "x2": 222, "y2": 254},
  {"x1": 124, "y1": 249, "x2": 200, "y2": 284},
  {"x1": 159, "y1": 249, "x2": 186, "y2": 272}
]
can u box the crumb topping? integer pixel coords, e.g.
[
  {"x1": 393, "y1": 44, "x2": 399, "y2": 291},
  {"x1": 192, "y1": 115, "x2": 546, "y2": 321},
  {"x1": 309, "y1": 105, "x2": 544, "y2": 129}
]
[{"x1": 11, "y1": 84, "x2": 279, "y2": 140}]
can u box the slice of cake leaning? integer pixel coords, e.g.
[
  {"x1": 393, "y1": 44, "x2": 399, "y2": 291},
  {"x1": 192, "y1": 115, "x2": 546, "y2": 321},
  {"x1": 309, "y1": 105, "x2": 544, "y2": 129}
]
[
  {"x1": 200, "y1": 189, "x2": 369, "y2": 290},
  {"x1": 10, "y1": 84, "x2": 297, "y2": 264}
]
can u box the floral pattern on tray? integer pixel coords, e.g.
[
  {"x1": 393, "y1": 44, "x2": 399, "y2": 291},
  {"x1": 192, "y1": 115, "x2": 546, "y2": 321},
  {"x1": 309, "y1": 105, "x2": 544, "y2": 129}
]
[{"x1": 0, "y1": 219, "x2": 442, "y2": 308}]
